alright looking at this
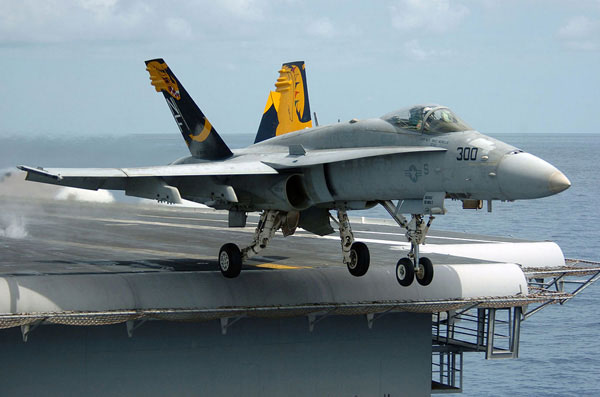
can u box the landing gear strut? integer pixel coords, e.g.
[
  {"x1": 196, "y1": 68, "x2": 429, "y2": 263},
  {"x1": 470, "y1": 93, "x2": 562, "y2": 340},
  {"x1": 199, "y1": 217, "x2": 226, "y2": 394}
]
[
  {"x1": 381, "y1": 200, "x2": 435, "y2": 286},
  {"x1": 241, "y1": 210, "x2": 282, "y2": 261},
  {"x1": 330, "y1": 210, "x2": 370, "y2": 277},
  {"x1": 218, "y1": 210, "x2": 283, "y2": 278}
]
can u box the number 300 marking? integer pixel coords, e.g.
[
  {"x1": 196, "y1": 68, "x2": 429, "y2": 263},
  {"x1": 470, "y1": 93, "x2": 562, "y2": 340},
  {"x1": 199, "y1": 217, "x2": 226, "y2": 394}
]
[{"x1": 456, "y1": 147, "x2": 478, "y2": 161}]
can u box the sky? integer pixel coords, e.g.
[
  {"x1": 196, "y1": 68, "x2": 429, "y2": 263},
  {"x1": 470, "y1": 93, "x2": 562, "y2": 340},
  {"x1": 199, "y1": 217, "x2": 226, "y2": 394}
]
[{"x1": 1, "y1": 0, "x2": 599, "y2": 137}]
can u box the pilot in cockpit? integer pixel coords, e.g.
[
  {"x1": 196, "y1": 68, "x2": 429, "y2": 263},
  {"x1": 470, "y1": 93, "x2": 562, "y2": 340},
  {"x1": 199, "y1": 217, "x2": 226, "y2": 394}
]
[
  {"x1": 408, "y1": 106, "x2": 431, "y2": 130},
  {"x1": 424, "y1": 108, "x2": 460, "y2": 133}
]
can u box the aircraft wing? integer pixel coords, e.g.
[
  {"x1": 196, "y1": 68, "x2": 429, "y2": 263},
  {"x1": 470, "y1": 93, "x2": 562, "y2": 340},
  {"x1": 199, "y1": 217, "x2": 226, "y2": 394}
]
[
  {"x1": 17, "y1": 161, "x2": 278, "y2": 193},
  {"x1": 18, "y1": 161, "x2": 280, "y2": 204},
  {"x1": 18, "y1": 161, "x2": 278, "y2": 180},
  {"x1": 262, "y1": 146, "x2": 447, "y2": 169}
]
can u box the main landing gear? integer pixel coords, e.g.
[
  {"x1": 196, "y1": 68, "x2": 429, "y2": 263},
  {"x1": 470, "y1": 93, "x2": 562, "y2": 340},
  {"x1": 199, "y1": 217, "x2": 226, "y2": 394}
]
[
  {"x1": 218, "y1": 210, "x2": 285, "y2": 278},
  {"x1": 218, "y1": 209, "x2": 372, "y2": 279},
  {"x1": 329, "y1": 210, "x2": 370, "y2": 277},
  {"x1": 381, "y1": 200, "x2": 435, "y2": 287}
]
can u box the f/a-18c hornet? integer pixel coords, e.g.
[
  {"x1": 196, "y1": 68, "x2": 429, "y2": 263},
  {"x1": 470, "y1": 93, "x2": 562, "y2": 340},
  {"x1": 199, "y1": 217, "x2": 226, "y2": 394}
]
[{"x1": 18, "y1": 59, "x2": 571, "y2": 286}]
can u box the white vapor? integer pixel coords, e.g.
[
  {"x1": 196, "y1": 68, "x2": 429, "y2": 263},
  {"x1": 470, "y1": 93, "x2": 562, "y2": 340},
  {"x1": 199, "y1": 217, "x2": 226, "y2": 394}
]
[
  {"x1": 55, "y1": 187, "x2": 115, "y2": 203},
  {"x1": 0, "y1": 214, "x2": 28, "y2": 239}
]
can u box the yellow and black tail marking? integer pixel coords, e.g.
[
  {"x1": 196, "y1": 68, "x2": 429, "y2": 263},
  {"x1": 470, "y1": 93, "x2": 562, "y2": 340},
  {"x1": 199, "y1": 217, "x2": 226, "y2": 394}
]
[
  {"x1": 145, "y1": 58, "x2": 232, "y2": 160},
  {"x1": 254, "y1": 61, "x2": 312, "y2": 144}
]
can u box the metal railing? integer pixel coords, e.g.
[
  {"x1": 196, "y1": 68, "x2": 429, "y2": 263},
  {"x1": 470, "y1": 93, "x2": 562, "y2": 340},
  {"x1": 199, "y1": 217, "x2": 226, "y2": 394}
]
[
  {"x1": 431, "y1": 307, "x2": 521, "y2": 393},
  {"x1": 432, "y1": 307, "x2": 521, "y2": 359},
  {"x1": 430, "y1": 258, "x2": 600, "y2": 393},
  {"x1": 431, "y1": 349, "x2": 462, "y2": 393},
  {"x1": 522, "y1": 258, "x2": 600, "y2": 319}
]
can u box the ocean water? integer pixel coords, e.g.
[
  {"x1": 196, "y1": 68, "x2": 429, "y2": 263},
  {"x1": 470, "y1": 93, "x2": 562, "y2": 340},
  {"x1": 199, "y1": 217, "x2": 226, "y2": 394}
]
[{"x1": 0, "y1": 132, "x2": 599, "y2": 395}]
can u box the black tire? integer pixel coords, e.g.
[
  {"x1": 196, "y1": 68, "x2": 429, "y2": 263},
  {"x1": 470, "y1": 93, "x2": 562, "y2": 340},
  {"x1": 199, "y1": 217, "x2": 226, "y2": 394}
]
[
  {"x1": 396, "y1": 257, "x2": 414, "y2": 286},
  {"x1": 219, "y1": 243, "x2": 242, "y2": 278},
  {"x1": 416, "y1": 257, "x2": 434, "y2": 286},
  {"x1": 347, "y1": 242, "x2": 370, "y2": 277}
]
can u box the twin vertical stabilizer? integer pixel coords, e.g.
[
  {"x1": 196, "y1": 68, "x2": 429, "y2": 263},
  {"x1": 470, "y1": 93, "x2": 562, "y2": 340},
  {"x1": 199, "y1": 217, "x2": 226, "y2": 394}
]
[
  {"x1": 146, "y1": 58, "x2": 313, "y2": 154},
  {"x1": 145, "y1": 58, "x2": 232, "y2": 160},
  {"x1": 254, "y1": 61, "x2": 313, "y2": 143}
]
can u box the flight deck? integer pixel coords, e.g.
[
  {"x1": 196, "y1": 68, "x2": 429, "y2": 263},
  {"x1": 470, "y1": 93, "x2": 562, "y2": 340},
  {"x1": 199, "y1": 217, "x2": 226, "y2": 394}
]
[
  {"x1": 0, "y1": 197, "x2": 572, "y2": 316},
  {"x1": 0, "y1": 197, "x2": 598, "y2": 395}
]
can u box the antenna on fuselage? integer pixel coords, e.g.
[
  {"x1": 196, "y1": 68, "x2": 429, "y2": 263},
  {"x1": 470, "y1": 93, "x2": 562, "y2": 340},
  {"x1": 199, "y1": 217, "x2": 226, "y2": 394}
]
[{"x1": 313, "y1": 112, "x2": 319, "y2": 127}]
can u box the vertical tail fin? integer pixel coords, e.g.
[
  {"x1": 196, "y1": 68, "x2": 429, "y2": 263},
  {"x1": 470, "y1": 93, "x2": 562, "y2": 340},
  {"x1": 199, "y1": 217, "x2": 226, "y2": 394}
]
[
  {"x1": 254, "y1": 61, "x2": 312, "y2": 144},
  {"x1": 145, "y1": 59, "x2": 232, "y2": 160}
]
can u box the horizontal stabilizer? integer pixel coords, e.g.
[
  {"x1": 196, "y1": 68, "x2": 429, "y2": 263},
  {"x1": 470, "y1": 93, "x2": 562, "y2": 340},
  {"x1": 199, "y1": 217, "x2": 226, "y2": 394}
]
[{"x1": 262, "y1": 146, "x2": 447, "y2": 169}]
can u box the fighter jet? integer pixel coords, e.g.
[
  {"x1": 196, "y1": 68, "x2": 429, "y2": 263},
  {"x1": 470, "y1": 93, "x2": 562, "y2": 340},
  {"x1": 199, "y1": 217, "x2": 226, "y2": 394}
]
[{"x1": 18, "y1": 59, "x2": 571, "y2": 287}]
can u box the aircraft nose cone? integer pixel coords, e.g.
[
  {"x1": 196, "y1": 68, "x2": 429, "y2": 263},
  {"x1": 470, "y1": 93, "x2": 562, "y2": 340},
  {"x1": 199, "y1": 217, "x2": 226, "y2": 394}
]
[
  {"x1": 497, "y1": 152, "x2": 571, "y2": 199},
  {"x1": 549, "y1": 171, "x2": 571, "y2": 193}
]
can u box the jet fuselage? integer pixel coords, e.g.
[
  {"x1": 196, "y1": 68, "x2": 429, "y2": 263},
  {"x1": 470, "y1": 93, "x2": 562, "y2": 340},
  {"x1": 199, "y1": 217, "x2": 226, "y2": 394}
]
[{"x1": 170, "y1": 114, "x2": 569, "y2": 212}]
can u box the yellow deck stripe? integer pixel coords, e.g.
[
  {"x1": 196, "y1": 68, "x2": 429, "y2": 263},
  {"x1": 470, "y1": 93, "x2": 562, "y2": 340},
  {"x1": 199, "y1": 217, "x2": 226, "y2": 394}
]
[{"x1": 253, "y1": 263, "x2": 310, "y2": 270}]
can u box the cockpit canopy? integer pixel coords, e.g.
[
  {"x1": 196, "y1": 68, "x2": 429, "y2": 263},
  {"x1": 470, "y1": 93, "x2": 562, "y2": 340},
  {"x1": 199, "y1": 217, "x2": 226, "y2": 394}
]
[{"x1": 383, "y1": 105, "x2": 472, "y2": 133}]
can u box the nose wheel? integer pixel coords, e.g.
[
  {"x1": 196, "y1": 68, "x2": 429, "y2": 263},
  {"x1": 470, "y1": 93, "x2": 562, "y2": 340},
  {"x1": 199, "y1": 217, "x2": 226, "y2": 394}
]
[
  {"x1": 396, "y1": 257, "x2": 433, "y2": 287},
  {"x1": 381, "y1": 200, "x2": 436, "y2": 287},
  {"x1": 396, "y1": 258, "x2": 414, "y2": 286},
  {"x1": 415, "y1": 257, "x2": 434, "y2": 286},
  {"x1": 396, "y1": 256, "x2": 434, "y2": 286}
]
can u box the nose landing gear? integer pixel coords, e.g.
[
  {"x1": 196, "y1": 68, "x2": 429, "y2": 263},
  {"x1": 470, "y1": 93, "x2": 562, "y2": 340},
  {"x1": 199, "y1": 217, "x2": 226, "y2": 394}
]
[{"x1": 382, "y1": 200, "x2": 435, "y2": 287}]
